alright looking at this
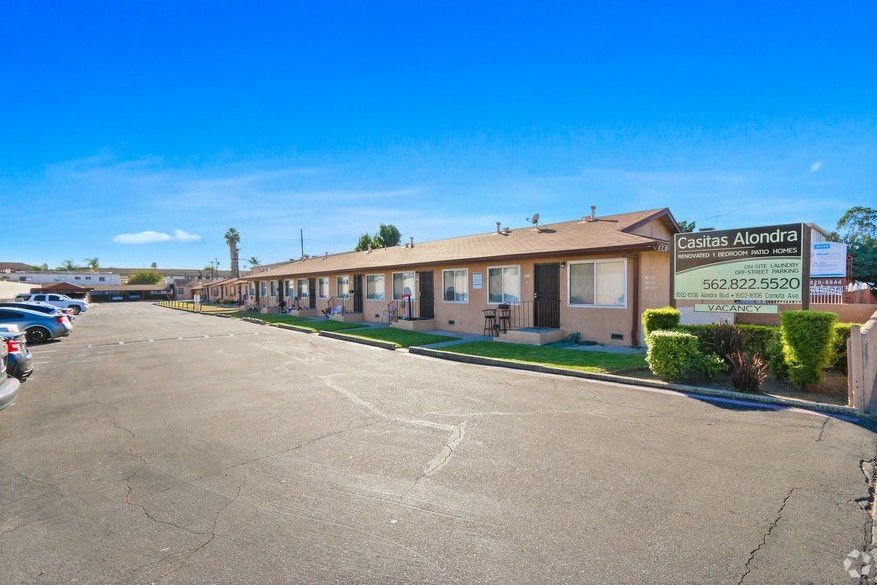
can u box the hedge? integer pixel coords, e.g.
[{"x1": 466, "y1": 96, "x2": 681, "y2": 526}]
[
  {"x1": 642, "y1": 307, "x2": 680, "y2": 339},
  {"x1": 829, "y1": 323, "x2": 854, "y2": 375},
  {"x1": 780, "y1": 310, "x2": 837, "y2": 388},
  {"x1": 677, "y1": 323, "x2": 777, "y2": 362},
  {"x1": 646, "y1": 330, "x2": 699, "y2": 381}
]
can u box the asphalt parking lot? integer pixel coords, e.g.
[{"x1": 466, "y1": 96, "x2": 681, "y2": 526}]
[{"x1": 1, "y1": 303, "x2": 875, "y2": 584}]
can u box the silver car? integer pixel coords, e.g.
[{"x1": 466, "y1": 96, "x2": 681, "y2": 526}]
[
  {"x1": 0, "y1": 338, "x2": 21, "y2": 411},
  {"x1": 0, "y1": 306, "x2": 73, "y2": 343}
]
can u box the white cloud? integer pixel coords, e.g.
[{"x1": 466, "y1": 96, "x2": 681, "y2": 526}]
[
  {"x1": 811, "y1": 161, "x2": 823, "y2": 172},
  {"x1": 113, "y1": 230, "x2": 202, "y2": 244}
]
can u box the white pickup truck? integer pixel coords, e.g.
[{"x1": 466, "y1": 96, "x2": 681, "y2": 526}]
[{"x1": 15, "y1": 293, "x2": 90, "y2": 314}]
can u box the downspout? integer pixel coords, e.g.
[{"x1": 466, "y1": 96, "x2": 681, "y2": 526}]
[{"x1": 630, "y1": 254, "x2": 641, "y2": 348}]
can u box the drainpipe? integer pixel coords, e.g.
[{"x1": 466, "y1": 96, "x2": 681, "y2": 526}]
[{"x1": 630, "y1": 254, "x2": 641, "y2": 348}]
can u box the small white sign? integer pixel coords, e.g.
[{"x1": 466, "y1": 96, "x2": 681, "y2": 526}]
[
  {"x1": 811, "y1": 242, "x2": 847, "y2": 278},
  {"x1": 694, "y1": 303, "x2": 779, "y2": 314},
  {"x1": 473, "y1": 272, "x2": 483, "y2": 289}
]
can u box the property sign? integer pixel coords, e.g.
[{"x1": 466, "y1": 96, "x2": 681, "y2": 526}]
[
  {"x1": 810, "y1": 242, "x2": 847, "y2": 278},
  {"x1": 694, "y1": 303, "x2": 779, "y2": 314},
  {"x1": 674, "y1": 223, "x2": 805, "y2": 302},
  {"x1": 810, "y1": 277, "x2": 845, "y2": 295}
]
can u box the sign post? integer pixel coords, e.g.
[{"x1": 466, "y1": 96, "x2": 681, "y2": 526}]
[{"x1": 673, "y1": 223, "x2": 806, "y2": 311}]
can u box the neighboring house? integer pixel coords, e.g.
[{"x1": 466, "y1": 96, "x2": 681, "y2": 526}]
[
  {"x1": 243, "y1": 208, "x2": 678, "y2": 347},
  {"x1": 2, "y1": 271, "x2": 121, "y2": 285}
]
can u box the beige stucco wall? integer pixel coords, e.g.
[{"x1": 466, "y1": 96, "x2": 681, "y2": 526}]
[{"x1": 0, "y1": 280, "x2": 34, "y2": 300}]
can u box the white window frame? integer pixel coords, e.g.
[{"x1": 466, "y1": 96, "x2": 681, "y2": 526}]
[
  {"x1": 567, "y1": 258, "x2": 628, "y2": 309},
  {"x1": 442, "y1": 268, "x2": 469, "y2": 303},
  {"x1": 392, "y1": 271, "x2": 416, "y2": 300},
  {"x1": 336, "y1": 275, "x2": 350, "y2": 299},
  {"x1": 297, "y1": 278, "x2": 309, "y2": 298},
  {"x1": 487, "y1": 265, "x2": 521, "y2": 304},
  {"x1": 270, "y1": 281, "x2": 277, "y2": 296},
  {"x1": 366, "y1": 274, "x2": 385, "y2": 301},
  {"x1": 318, "y1": 277, "x2": 329, "y2": 299}
]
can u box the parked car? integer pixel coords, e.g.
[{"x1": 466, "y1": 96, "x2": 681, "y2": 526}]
[
  {"x1": 0, "y1": 329, "x2": 33, "y2": 382},
  {"x1": 14, "y1": 293, "x2": 89, "y2": 314},
  {"x1": 0, "y1": 339, "x2": 21, "y2": 411},
  {"x1": 0, "y1": 307, "x2": 73, "y2": 343},
  {"x1": 0, "y1": 301, "x2": 75, "y2": 324}
]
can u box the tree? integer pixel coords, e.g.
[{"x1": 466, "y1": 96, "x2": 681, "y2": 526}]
[
  {"x1": 375, "y1": 224, "x2": 402, "y2": 248},
  {"x1": 84, "y1": 257, "x2": 100, "y2": 271},
  {"x1": 677, "y1": 220, "x2": 696, "y2": 233},
  {"x1": 355, "y1": 233, "x2": 373, "y2": 252},
  {"x1": 150, "y1": 262, "x2": 157, "y2": 269},
  {"x1": 127, "y1": 269, "x2": 163, "y2": 285},
  {"x1": 225, "y1": 227, "x2": 241, "y2": 278},
  {"x1": 247, "y1": 256, "x2": 260, "y2": 268},
  {"x1": 354, "y1": 224, "x2": 402, "y2": 251},
  {"x1": 836, "y1": 206, "x2": 877, "y2": 284},
  {"x1": 58, "y1": 259, "x2": 77, "y2": 271}
]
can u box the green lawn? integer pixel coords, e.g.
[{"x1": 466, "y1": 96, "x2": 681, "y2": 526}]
[
  {"x1": 228, "y1": 312, "x2": 367, "y2": 332},
  {"x1": 338, "y1": 327, "x2": 460, "y2": 348},
  {"x1": 437, "y1": 341, "x2": 647, "y2": 374}
]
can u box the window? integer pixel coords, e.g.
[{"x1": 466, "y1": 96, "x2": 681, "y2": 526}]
[
  {"x1": 297, "y1": 279, "x2": 309, "y2": 298},
  {"x1": 392, "y1": 271, "x2": 415, "y2": 300},
  {"x1": 337, "y1": 276, "x2": 350, "y2": 299},
  {"x1": 568, "y1": 259, "x2": 626, "y2": 307},
  {"x1": 74, "y1": 276, "x2": 81, "y2": 280},
  {"x1": 442, "y1": 269, "x2": 468, "y2": 302},
  {"x1": 487, "y1": 266, "x2": 520, "y2": 303},
  {"x1": 99, "y1": 277, "x2": 106, "y2": 282},
  {"x1": 260, "y1": 282, "x2": 267, "y2": 296},
  {"x1": 318, "y1": 277, "x2": 329, "y2": 299},
  {"x1": 270, "y1": 281, "x2": 277, "y2": 296},
  {"x1": 366, "y1": 274, "x2": 385, "y2": 301}
]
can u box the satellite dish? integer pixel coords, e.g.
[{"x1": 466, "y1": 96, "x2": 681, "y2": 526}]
[{"x1": 527, "y1": 213, "x2": 540, "y2": 225}]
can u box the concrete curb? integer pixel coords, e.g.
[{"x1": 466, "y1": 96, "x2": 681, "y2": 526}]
[
  {"x1": 271, "y1": 323, "x2": 315, "y2": 334},
  {"x1": 319, "y1": 331, "x2": 397, "y2": 351},
  {"x1": 409, "y1": 346, "x2": 862, "y2": 419}
]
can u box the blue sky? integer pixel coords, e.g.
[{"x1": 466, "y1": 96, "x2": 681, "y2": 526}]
[{"x1": 1, "y1": 1, "x2": 874, "y2": 271}]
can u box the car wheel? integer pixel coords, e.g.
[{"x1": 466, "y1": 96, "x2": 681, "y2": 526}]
[
  {"x1": 26, "y1": 327, "x2": 51, "y2": 344},
  {"x1": 71, "y1": 306, "x2": 82, "y2": 315}
]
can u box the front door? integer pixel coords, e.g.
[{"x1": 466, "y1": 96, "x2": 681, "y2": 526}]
[
  {"x1": 419, "y1": 271, "x2": 434, "y2": 319},
  {"x1": 534, "y1": 263, "x2": 560, "y2": 328},
  {"x1": 308, "y1": 278, "x2": 317, "y2": 309},
  {"x1": 353, "y1": 274, "x2": 364, "y2": 313}
]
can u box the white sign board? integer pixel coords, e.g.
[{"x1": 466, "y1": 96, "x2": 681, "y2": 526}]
[{"x1": 810, "y1": 242, "x2": 847, "y2": 278}]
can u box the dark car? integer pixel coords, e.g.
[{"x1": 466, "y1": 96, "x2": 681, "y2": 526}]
[
  {"x1": 0, "y1": 339, "x2": 21, "y2": 411},
  {"x1": 0, "y1": 330, "x2": 33, "y2": 382}
]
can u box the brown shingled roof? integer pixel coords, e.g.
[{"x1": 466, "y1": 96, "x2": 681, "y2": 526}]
[{"x1": 247, "y1": 208, "x2": 676, "y2": 280}]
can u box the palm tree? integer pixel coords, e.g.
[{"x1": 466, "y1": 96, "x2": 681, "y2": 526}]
[
  {"x1": 84, "y1": 257, "x2": 100, "y2": 271},
  {"x1": 58, "y1": 259, "x2": 77, "y2": 271},
  {"x1": 225, "y1": 228, "x2": 241, "y2": 278},
  {"x1": 246, "y1": 256, "x2": 260, "y2": 272}
]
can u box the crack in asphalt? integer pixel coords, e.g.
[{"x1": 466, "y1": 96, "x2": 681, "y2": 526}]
[
  {"x1": 154, "y1": 477, "x2": 248, "y2": 583},
  {"x1": 738, "y1": 487, "x2": 795, "y2": 585},
  {"x1": 815, "y1": 417, "x2": 829, "y2": 442},
  {"x1": 211, "y1": 419, "x2": 383, "y2": 477},
  {"x1": 123, "y1": 470, "x2": 206, "y2": 537},
  {"x1": 97, "y1": 414, "x2": 150, "y2": 465}
]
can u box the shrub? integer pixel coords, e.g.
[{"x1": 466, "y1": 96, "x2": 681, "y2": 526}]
[
  {"x1": 780, "y1": 310, "x2": 837, "y2": 389},
  {"x1": 737, "y1": 325, "x2": 776, "y2": 360},
  {"x1": 677, "y1": 324, "x2": 715, "y2": 354},
  {"x1": 728, "y1": 351, "x2": 769, "y2": 393},
  {"x1": 713, "y1": 322, "x2": 749, "y2": 364},
  {"x1": 829, "y1": 322, "x2": 854, "y2": 375},
  {"x1": 690, "y1": 352, "x2": 729, "y2": 381},
  {"x1": 642, "y1": 307, "x2": 681, "y2": 340},
  {"x1": 646, "y1": 330, "x2": 699, "y2": 381},
  {"x1": 765, "y1": 329, "x2": 789, "y2": 381}
]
